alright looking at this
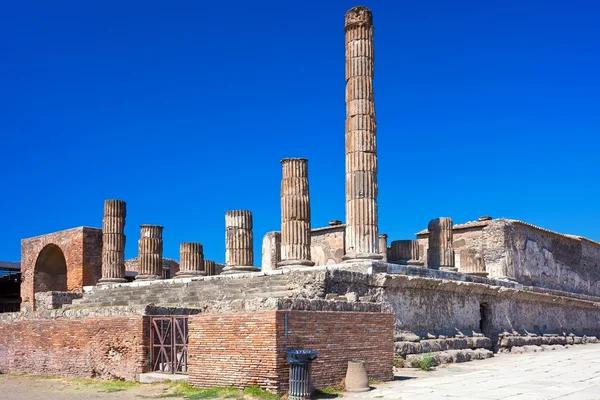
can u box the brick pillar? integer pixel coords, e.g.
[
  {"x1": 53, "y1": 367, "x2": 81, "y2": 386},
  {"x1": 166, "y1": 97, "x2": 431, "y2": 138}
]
[
  {"x1": 427, "y1": 218, "x2": 456, "y2": 271},
  {"x1": 389, "y1": 240, "x2": 421, "y2": 265},
  {"x1": 278, "y1": 158, "x2": 314, "y2": 268},
  {"x1": 176, "y1": 242, "x2": 206, "y2": 278},
  {"x1": 222, "y1": 210, "x2": 258, "y2": 274},
  {"x1": 136, "y1": 225, "x2": 163, "y2": 280},
  {"x1": 378, "y1": 234, "x2": 388, "y2": 262},
  {"x1": 344, "y1": 6, "x2": 381, "y2": 262},
  {"x1": 204, "y1": 260, "x2": 216, "y2": 276},
  {"x1": 99, "y1": 199, "x2": 127, "y2": 284}
]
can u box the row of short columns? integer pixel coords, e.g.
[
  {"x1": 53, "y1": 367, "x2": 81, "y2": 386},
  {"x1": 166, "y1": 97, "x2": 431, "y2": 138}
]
[{"x1": 99, "y1": 199, "x2": 219, "y2": 284}]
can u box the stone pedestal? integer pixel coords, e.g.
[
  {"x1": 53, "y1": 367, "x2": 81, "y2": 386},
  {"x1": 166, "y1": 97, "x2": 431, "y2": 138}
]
[
  {"x1": 99, "y1": 199, "x2": 127, "y2": 284},
  {"x1": 343, "y1": 6, "x2": 381, "y2": 262},
  {"x1": 261, "y1": 231, "x2": 281, "y2": 272},
  {"x1": 176, "y1": 242, "x2": 206, "y2": 278},
  {"x1": 459, "y1": 248, "x2": 487, "y2": 277},
  {"x1": 378, "y1": 234, "x2": 388, "y2": 262},
  {"x1": 427, "y1": 218, "x2": 456, "y2": 271},
  {"x1": 222, "y1": 210, "x2": 258, "y2": 274},
  {"x1": 136, "y1": 225, "x2": 164, "y2": 280},
  {"x1": 204, "y1": 260, "x2": 216, "y2": 276},
  {"x1": 278, "y1": 158, "x2": 314, "y2": 269},
  {"x1": 389, "y1": 240, "x2": 421, "y2": 265}
]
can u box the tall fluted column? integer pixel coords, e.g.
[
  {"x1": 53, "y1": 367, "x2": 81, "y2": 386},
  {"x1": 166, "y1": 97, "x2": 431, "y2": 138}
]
[
  {"x1": 204, "y1": 260, "x2": 216, "y2": 276},
  {"x1": 99, "y1": 199, "x2": 127, "y2": 284},
  {"x1": 136, "y1": 225, "x2": 163, "y2": 280},
  {"x1": 176, "y1": 242, "x2": 205, "y2": 278},
  {"x1": 344, "y1": 6, "x2": 381, "y2": 261},
  {"x1": 278, "y1": 158, "x2": 314, "y2": 268},
  {"x1": 427, "y1": 218, "x2": 456, "y2": 271},
  {"x1": 222, "y1": 210, "x2": 258, "y2": 274}
]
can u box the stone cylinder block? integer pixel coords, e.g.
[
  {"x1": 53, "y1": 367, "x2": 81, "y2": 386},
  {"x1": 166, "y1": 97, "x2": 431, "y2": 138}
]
[
  {"x1": 427, "y1": 218, "x2": 455, "y2": 270},
  {"x1": 176, "y1": 242, "x2": 205, "y2": 277},
  {"x1": 389, "y1": 240, "x2": 420, "y2": 263},
  {"x1": 279, "y1": 158, "x2": 314, "y2": 268},
  {"x1": 204, "y1": 260, "x2": 216, "y2": 276},
  {"x1": 99, "y1": 199, "x2": 127, "y2": 284},
  {"x1": 378, "y1": 234, "x2": 388, "y2": 262},
  {"x1": 223, "y1": 210, "x2": 256, "y2": 274},
  {"x1": 136, "y1": 225, "x2": 164, "y2": 280}
]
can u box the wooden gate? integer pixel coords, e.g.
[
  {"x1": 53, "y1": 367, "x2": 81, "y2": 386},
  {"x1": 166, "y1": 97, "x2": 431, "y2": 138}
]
[{"x1": 150, "y1": 316, "x2": 189, "y2": 374}]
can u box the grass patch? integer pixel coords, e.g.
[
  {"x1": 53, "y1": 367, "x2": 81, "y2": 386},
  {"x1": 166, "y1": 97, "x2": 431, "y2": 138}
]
[
  {"x1": 68, "y1": 377, "x2": 140, "y2": 393},
  {"x1": 156, "y1": 382, "x2": 280, "y2": 400},
  {"x1": 393, "y1": 357, "x2": 405, "y2": 368},
  {"x1": 410, "y1": 353, "x2": 436, "y2": 371}
]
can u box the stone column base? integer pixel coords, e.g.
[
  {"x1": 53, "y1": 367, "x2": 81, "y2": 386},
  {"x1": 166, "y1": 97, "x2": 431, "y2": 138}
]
[
  {"x1": 277, "y1": 259, "x2": 315, "y2": 269},
  {"x1": 175, "y1": 271, "x2": 207, "y2": 278},
  {"x1": 135, "y1": 274, "x2": 162, "y2": 281},
  {"x1": 97, "y1": 277, "x2": 127, "y2": 285},
  {"x1": 221, "y1": 266, "x2": 259, "y2": 275},
  {"x1": 343, "y1": 253, "x2": 383, "y2": 263},
  {"x1": 439, "y1": 267, "x2": 458, "y2": 272}
]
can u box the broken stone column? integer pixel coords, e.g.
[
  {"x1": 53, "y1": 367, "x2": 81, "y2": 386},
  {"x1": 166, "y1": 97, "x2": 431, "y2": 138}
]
[
  {"x1": 204, "y1": 260, "x2": 216, "y2": 276},
  {"x1": 427, "y1": 218, "x2": 456, "y2": 271},
  {"x1": 278, "y1": 158, "x2": 314, "y2": 268},
  {"x1": 378, "y1": 234, "x2": 388, "y2": 262},
  {"x1": 261, "y1": 231, "x2": 281, "y2": 272},
  {"x1": 222, "y1": 210, "x2": 258, "y2": 274},
  {"x1": 389, "y1": 240, "x2": 421, "y2": 265},
  {"x1": 136, "y1": 225, "x2": 164, "y2": 280},
  {"x1": 344, "y1": 6, "x2": 381, "y2": 262},
  {"x1": 459, "y1": 248, "x2": 487, "y2": 277},
  {"x1": 176, "y1": 242, "x2": 206, "y2": 278},
  {"x1": 99, "y1": 199, "x2": 127, "y2": 284}
]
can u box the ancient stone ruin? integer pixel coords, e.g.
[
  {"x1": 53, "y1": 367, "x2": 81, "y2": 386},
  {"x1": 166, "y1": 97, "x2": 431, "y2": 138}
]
[{"x1": 2, "y1": 5, "x2": 600, "y2": 396}]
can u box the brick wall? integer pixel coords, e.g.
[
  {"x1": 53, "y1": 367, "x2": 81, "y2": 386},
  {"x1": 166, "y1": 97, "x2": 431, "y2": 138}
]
[
  {"x1": 0, "y1": 316, "x2": 148, "y2": 380},
  {"x1": 188, "y1": 312, "x2": 279, "y2": 391},
  {"x1": 21, "y1": 227, "x2": 103, "y2": 311},
  {"x1": 188, "y1": 310, "x2": 394, "y2": 393},
  {"x1": 276, "y1": 311, "x2": 394, "y2": 390}
]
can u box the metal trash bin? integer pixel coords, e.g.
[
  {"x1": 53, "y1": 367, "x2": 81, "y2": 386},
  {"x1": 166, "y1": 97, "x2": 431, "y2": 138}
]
[{"x1": 286, "y1": 350, "x2": 318, "y2": 400}]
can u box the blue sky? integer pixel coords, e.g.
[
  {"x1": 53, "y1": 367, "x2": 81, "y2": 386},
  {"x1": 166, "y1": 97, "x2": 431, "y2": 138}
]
[{"x1": 1, "y1": 0, "x2": 599, "y2": 264}]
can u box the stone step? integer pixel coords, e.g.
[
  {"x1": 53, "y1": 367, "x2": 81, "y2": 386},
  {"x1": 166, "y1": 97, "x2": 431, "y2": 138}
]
[{"x1": 405, "y1": 348, "x2": 493, "y2": 367}]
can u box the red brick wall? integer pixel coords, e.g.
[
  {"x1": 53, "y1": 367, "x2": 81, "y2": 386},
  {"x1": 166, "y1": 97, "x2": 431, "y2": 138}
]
[
  {"x1": 21, "y1": 227, "x2": 102, "y2": 311},
  {"x1": 188, "y1": 311, "x2": 394, "y2": 393},
  {"x1": 276, "y1": 311, "x2": 395, "y2": 390},
  {"x1": 0, "y1": 316, "x2": 148, "y2": 381},
  {"x1": 188, "y1": 311, "x2": 279, "y2": 391}
]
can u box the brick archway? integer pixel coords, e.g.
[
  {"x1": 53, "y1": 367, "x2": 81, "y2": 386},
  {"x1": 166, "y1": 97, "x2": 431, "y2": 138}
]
[
  {"x1": 34, "y1": 244, "x2": 68, "y2": 293},
  {"x1": 21, "y1": 227, "x2": 103, "y2": 311}
]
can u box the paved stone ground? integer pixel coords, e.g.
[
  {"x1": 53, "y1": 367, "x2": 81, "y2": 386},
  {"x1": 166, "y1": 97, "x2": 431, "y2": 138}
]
[{"x1": 345, "y1": 344, "x2": 600, "y2": 400}]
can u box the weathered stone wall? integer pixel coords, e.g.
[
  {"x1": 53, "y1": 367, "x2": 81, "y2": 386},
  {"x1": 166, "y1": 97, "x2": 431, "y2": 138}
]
[
  {"x1": 0, "y1": 315, "x2": 148, "y2": 380},
  {"x1": 507, "y1": 221, "x2": 600, "y2": 296},
  {"x1": 261, "y1": 226, "x2": 346, "y2": 268},
  {"x1": 379, "y1": 274, "x2": 600, "y2": 340},
  {"x1": 188, "y1": 310, "x2": 393, "y2": 393},
  {"x1": 310, "y1": 226, "x2": 345, "y2": 266},
  {"x1": 34, "y1": 291, "x2": 83, "y2": 310},
  {"x1": 416, "y1": 219, "x2": 600, "y2": 296},
  {"x1": 21, "y1": 227, "x2": 102, "y2": 311}
]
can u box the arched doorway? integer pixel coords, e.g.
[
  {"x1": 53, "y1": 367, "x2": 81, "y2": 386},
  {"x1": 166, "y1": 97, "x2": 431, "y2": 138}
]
[{"x1": 34, "y1": 244, "x2": 68, "y2": 293}]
